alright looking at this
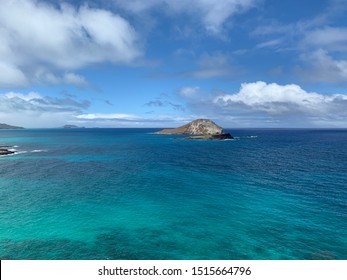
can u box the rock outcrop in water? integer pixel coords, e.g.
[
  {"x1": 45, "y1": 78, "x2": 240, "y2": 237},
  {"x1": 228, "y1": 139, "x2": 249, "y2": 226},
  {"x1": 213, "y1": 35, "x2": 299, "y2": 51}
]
[
  {"x1": 185, "y1": 133, "x2": 233, "y2": 140},
  {"x1": 155, "y1": 119, "x2": 233, "y2": 140},
  {"x1": 0, "y1": 148, "x2": 15, "y2": 155}
]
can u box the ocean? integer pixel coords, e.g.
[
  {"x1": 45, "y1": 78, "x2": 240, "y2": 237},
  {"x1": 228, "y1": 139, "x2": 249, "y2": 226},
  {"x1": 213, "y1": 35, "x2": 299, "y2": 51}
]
[{"x1": 0, "y1": 128, "x2": 346, "y2": 260}]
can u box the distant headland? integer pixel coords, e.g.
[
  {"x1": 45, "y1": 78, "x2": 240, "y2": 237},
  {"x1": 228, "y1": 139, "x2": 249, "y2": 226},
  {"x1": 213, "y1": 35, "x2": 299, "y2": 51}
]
[
  {"x1": 62, "y1": 125, "x2": 85, "y2": 129},
  {"x1": 0, "y1": 123, "x2": 24, "y2": 129},
  {"x1": 155, "y1": 119, "x2": 233, "y2": 140}
]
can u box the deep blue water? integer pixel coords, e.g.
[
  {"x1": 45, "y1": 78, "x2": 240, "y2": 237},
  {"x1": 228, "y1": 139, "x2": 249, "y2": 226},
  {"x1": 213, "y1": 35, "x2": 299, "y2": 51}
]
[{"x1": 0, "y1": 128, "x2": 346, "y2": 259}]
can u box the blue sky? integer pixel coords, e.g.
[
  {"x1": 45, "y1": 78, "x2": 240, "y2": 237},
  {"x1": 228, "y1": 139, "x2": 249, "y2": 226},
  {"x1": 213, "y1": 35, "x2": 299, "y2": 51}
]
[{"x1": 1, "y1": 0, "x2": 347, "y2": 128}]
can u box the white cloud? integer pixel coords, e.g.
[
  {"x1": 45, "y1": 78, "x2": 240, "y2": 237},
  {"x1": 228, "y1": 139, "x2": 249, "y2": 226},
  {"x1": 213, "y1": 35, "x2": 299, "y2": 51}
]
[
  {"x1": 255, "y1": 39, "x2": 282, "y2": 49},
  {"x1": 0, "y1": 91, "x2": 90, "y2": 127},
  {"x1": 185, "y1": 52, "x2": 236, "y2": 79},
  {"x1": 76, "y1": 113, "x2": 138, "y2": 120},
  {"x1": 112, "y1": 0, "x2": 256, "y2": 35},
  {"x1": 178, "y1": 86, "x2": 201, "y2": 98},
  {"x1": 303, "y1": 27, "x2": 347, "y2": 51},
  {"x1": 298, "y1": 49, "x2": 347, "y2": 83},
  {"x1": 0, "y1": 0, "x2": 141, "y2": 88},
  {"x1": 75, "y1": 113, "x2": 196, "y2": 128},
  {"x1": 0, "y1": 62, "x2": 29, "y2": 88},
  {"x1": 213, "y1": 81, "x2": 347, "y2": 126},
  {"x1": 32, "y1": 71, "x2": 90, "y2": 87}
]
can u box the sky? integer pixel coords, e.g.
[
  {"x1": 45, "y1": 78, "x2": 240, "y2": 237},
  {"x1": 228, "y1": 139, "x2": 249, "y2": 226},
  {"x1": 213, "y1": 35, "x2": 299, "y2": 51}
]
[{"x1": 1, "y1": 0, "x2": 347, "y2": 128}]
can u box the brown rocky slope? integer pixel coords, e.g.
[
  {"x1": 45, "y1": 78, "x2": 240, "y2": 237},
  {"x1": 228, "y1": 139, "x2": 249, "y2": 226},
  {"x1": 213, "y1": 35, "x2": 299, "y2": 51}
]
[
  {"x1": 155, "y1": 119, "x2": 223, "y2": 135},
  {"x1": 155, "y1": 119, "x2": 233, "y2": 140}
]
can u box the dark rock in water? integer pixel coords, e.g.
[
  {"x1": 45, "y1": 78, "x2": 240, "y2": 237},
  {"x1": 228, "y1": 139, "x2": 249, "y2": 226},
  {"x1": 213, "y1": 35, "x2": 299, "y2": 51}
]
[
  {"x1": 212, "y1": 133, "x2": 234, "y2": 140},
  {"x1": 0, "y1": 148, "x2": 15, "y2": 155},
  {"x1": 185, "y1": 133, "x2": 234, "y2": 140}
]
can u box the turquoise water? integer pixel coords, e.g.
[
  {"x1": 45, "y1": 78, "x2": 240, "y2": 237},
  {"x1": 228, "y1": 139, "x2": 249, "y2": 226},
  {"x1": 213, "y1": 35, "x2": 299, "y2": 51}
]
[{"x1": 0, "y1": 128, "x2": 346, "y2": 259}]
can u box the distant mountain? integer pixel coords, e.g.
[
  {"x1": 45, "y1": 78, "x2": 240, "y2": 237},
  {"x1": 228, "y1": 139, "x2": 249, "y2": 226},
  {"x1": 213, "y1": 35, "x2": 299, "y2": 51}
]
[
  {"x1": 0, "y1": 123, "x2": 24, "y2": 129},
  {"x1": 62, "y1": 125, "x2": 84, "y2": 129},
  {"x1": 155, "y1": 119, "x2": 223, "y2": 135}
]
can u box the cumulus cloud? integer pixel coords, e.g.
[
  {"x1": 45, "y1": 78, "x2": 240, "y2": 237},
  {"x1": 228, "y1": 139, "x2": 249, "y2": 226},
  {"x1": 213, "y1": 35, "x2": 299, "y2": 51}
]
[
  {"x1": 0, "y1": 0, "x2": 141, "y2": 88},
  {"x1": 213, "y1": 81, "x2": 347, "y2": 126},
  {"x1": 111, "y1": 0, "x2": 256, "y2": 35}
]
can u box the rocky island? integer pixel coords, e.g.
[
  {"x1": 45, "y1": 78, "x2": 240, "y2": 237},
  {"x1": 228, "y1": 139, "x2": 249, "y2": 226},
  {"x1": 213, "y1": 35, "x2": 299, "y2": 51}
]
[
  {"x1": 155, "y1": 119, "x2": 233, "y2": 140},
  {"x1": 63, "y1": 124, "x2": 85, "y2": 129}
]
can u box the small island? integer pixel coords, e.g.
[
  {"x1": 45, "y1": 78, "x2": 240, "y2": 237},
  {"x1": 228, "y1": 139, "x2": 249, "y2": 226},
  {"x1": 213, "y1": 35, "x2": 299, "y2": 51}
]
[
  {"x1": 0, "y1": 123, "x2": 24, "y2": 129},
  {"x1": 155, "y1": 119, "x2": 233, "y2": 140},
  {"x1": 62, "y1": 125, "x2": 85, "y2": 129}
]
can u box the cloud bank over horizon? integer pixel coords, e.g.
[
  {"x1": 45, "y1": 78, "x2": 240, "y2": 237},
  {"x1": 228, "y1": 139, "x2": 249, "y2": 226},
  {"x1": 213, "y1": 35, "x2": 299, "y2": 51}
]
[{"x1": 2, "y1": 81, "x2": 347, "y2": 128}]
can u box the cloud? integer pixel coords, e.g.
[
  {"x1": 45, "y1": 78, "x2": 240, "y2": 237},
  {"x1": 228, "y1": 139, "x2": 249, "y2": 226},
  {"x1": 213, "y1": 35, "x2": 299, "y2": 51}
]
[
  {"x1": 1, "y1": 92, "x2": 90, "y2": 111},
  {"x1": 144, "y1": 96, "x2": 185, "y2": 111},
  {"x1": 111, "y1": 0, "x2": 257, "y2": 35},
  {"x1": 176, "y1": 52, "x2": 238, "y2": 79},
  {"x1": 303, "y1": 27, "x2": 347, "y2": 51},
  {"x1": 249, "y1": 1, "x2": 347, "y2": 85},
  {"x1": 63, "y1": 73, "x2": 89, "y2": 87},
  {"x1": 0, "y1": 0, "x2": 141, "y2": 88},
  {"x1": 178, "y1": 87, "x2": 201, "y2": 98},
  {"x1": 144, "y1": 100, "x2": 165, "y2": 107},
  {"x1": 213, "y1": 82, "x2": 347, "y2": 125},
  {"x1": 297, "y1": 49, "x2": 347, "y2": 83},
  {"x1": 255, "y1": 39, "x2": 283, "y2": 49},
  {"x1": 76, "y1": 113, "x2": 138, "y2": 120},
  {"x1": 0, "y1": 91, "x2": 189, "y2": 128},
  {"x1": 0, "y1": 91, "x2": 90, "y2": 127},
  {"x1": 0, "y1": 62, "x2": 29, "y2": 88},
  {"x1": 75, "y1": 112, "x2": 194, "y2": 127},
  {"x1": 149, "y1": 52, "x2": 237, "y2": 80},
  {"x1": 32, "y1": 71, "x2": 90, "y2": 87},
  {"x1": 192, "y1": 52, "x2": 235, "y2": 78}
]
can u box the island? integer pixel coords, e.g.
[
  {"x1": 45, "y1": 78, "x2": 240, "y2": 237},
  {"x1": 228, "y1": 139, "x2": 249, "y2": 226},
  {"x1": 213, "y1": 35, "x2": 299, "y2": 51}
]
[
  {"x1": 0, "y1": 123, "x2": 24, "y2": 129},
  {"x1": 62, "y1": 125, "x2": 84, "y2": 129},
  {"x1": 155, "y1": 119, "x2": 233, "y2": 140}
]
